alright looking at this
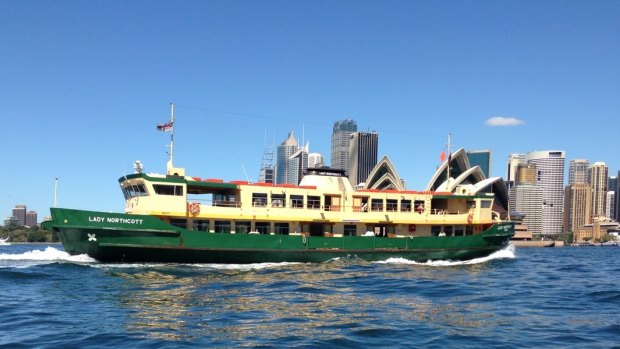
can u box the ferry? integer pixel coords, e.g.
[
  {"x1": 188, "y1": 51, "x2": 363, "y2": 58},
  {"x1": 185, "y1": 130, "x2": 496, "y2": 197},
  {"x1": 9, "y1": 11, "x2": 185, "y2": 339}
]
[{"x1": 42, "y1": 105, "x2": 514, "y2": 263}]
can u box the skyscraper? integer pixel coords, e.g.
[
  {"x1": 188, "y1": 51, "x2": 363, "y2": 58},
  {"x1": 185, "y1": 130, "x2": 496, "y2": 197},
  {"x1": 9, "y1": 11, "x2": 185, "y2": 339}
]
[
  {"x1": 563, "y1": 183, "x2": 591, "y2": 232},
  {"x1": 308, "y1": 152, "x2": 324, "y2": 169},
  {"x1": 589, "y1": 162, "x2": 608, "y2": 218},
  {"x1": 276, "y1": 131, "x2": 299, "y2": 184},
  {"x1": 515, "y1": 163, "x2": 536, "y2": 185},
  {"x1": 509, "y1": 185, "x2": 543, "y2": 234},
  {"x1": 524, "y1": 150, "x2": 565, "y2": 235},
  {"x1": 12, "y1": 205, "x2": 26, "y2": 227},
  {"x1": 348, "y1": 131, "x2": 378, "y2": 187},
  {"x1": 287, "y1": 144, "x2": 309, "y2": 185},
  {"x1": 606, "y1": 191, "x2": 615, "y2": 220},
  {"x1": 26, "y1": 211, "x2": 37, "y2": 227},
  {"x1": 331, "y1": 119, "x2": 357, "y2": 172},
  {"x1": 616, "y1": 170, "x2": 620, "y2": 222},
  {"x1": 506, "y1": 154, "x2": 525, "y2": 190},
  {"x1": 568, "y1": 159, "x2": 589, "y2": 184},
  {"x1": 467, "y1": 150, "x2": 492, "y2": 178}
]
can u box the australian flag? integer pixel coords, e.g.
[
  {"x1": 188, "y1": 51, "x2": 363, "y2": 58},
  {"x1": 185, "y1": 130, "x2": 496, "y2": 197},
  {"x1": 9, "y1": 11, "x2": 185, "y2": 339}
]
[{"x1": 156, "y1": 121, "x2": 173, "y2": 132}]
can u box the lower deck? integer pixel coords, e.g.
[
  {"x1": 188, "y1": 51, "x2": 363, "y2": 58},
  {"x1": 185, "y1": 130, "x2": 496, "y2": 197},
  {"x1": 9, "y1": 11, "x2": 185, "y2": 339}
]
[{"x1": 160, "y1": 217, "x2": 489, "y2": 238}]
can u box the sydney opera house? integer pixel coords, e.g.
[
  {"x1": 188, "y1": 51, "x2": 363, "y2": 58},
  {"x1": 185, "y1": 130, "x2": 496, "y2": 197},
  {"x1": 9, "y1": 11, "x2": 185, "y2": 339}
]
[{"x1": 361, "y1": 149, "x2": 510, "y2": 219}]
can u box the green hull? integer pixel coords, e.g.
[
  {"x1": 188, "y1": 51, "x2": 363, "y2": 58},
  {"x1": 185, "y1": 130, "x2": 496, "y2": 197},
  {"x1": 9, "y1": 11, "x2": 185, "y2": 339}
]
[{"x1": 43, "y1": 208, "x2": 514, "y2": 263}]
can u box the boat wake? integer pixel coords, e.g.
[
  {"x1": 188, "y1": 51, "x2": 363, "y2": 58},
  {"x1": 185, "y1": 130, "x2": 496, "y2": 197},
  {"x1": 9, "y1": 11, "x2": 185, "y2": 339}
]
[
  {"x1": 0, "y1": 246, "x2": 97, "y2": 268},
  {"x1": 376, "y1": 244, "x2": 516, "y2": 266}
]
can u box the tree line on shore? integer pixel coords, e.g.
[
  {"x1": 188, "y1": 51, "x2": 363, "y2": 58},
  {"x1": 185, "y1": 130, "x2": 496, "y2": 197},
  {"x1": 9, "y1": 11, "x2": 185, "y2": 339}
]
[{"x1": 0, "y1": 225, "x2": 59, "y2": 243}]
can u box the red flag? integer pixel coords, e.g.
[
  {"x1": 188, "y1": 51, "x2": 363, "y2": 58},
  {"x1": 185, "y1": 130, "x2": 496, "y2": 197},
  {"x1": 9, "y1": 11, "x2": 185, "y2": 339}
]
[{"x1": 440, "y1": 150, "x2": 446, "y2": 163}]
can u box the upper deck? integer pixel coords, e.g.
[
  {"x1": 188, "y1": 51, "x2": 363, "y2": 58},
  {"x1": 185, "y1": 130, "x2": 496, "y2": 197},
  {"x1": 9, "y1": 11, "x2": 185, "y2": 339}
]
[{"x1": 118, "y1": 169, "x2": 499, "y2": 227}]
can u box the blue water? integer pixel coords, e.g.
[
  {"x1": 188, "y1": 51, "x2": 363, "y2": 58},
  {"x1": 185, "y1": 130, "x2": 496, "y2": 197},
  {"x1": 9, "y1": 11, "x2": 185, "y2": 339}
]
[{"x1": 1, "y1": 244, "x2": 619, "y2": 348}]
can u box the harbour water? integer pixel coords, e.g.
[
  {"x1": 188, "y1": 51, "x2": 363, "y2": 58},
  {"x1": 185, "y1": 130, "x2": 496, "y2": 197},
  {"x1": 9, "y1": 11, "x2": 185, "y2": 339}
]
[{"x1": 1, "y1": 244, "x2": 619, "y2": 348}]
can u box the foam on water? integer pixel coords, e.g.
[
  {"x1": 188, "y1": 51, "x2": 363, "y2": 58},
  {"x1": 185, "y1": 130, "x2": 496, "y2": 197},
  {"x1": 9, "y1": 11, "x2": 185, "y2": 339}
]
[
  {"x1": 0, "y1": 246, "x2": 97, "y2": 266},
  {"x1": 376, "y1": 244, "x2": 516, "y2": 266}
]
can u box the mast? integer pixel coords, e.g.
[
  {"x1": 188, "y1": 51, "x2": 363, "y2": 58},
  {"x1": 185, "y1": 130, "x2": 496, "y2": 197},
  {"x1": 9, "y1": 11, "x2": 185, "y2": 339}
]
[
  {"x1": 167, "y1": 102, "x2": 175, "y2": 171},
  {"x1": 54, "y1": 177, "x2": 59, "y2": 208}
]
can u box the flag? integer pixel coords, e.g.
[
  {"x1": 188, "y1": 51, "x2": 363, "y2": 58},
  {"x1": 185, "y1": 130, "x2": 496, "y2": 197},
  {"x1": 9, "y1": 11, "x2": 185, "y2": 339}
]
[
  {"x1": 157, "y1": 121, "x2": 173, "y2": 132},
  {"x1": 440, "y1": 150, "x2": 446, "y2": 163}
]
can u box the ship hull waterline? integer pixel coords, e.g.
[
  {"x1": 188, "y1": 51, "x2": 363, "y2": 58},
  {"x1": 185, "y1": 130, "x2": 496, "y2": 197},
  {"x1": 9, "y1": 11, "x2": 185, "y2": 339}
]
[{"x1": 45, "y1": 208, "x2": 514, "y2": 264}]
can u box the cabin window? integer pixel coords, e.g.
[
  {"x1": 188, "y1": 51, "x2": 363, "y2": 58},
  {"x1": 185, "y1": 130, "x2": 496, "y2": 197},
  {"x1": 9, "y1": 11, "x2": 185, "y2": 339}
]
[
  {"x1": 271, "y1": 194, "x2": 285, "y2": 208},
  {"x1": 465, "y1": 225, "x2": 473, "y2": 235},
  {"x1": 170, "y1": 219, "x2": 187, "y2": 229},
  {"x1": 431, "y1": 226, "x2": 442, "y2": 236},
  {"x1": 214, "y1": 194, "x2": 238, "y2": 207},
  {"x1": 275, "y1": 223, "x2": 289, "y2": 235},
  {"x1": 414, "y1": 200, "x2": 425, "y2": 213},
  {"x1": 455, "y1": 226, "x2": 464, "y2": 236},
  {"x1": 307, "y1": 196, "x2": 320, "y2": 209},
  {"x1": 153, "y1": 184, "x2": 183, "y2": 196},
  {"x1": 290, "y1": 195, "x2": 304, "y2": 208},
  {"x1": 214, "y1": 221, "x2": 231, "y2": 233},
  {"x1": 193, "y1": 219, "x2": 210, "y2": 232},
  {"x1": 344, "y1": 224, "x2": 357, "y2": 236},
  {"x1": 480, "y1": 200, "x2": 492, "y2": 209},
  {"x1": 353, "y1": 196, "x2": 369, "y2": 212},
  {"x1": 371, "y1": 199, "x2": 383, "y2": 212},
  {"x1": 444, "y1": 226, "x2": 453, "y2": 236},
  {"x1": 386, "y1": 199, "x2": 398, "y2": 212},
  {"x1": 252, "y1": 193, "x2": 268, "y2": 207},
  {"x1": 467, "y1": 200, "x2": 476, "y2": 209},
  {"x1": 400, "y1": 200, "x2": 412, "y2": 212},
  {"x1": 255, "y1": 222, "x2": 270, "y2": 234},
  {"x1": 235, "y1": 221, "x2": 251, "y2": 234}
]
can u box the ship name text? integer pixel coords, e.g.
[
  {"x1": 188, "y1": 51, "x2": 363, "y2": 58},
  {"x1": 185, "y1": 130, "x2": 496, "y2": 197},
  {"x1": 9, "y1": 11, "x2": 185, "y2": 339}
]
[{"x1": 88, "y1": 216, "x2": 144, "y2": 225}]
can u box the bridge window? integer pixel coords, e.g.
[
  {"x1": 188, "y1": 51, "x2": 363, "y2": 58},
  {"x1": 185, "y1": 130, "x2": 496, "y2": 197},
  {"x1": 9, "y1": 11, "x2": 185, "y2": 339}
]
[
  {"x1": 153, "y1": 184, "x2": 183, "y2": 196},
  {"x1": 371, "y1": 199, "x2": 383, "y2": 212},
  {"x1": 271, "y1": 194, "x2": 285, "y2": 208},
  {"x1": 386, "y1": 199, "x2": 398, "y2": 212},
  {"x1": 400, "y1": 200, "x2": 411, "y2": 212}
]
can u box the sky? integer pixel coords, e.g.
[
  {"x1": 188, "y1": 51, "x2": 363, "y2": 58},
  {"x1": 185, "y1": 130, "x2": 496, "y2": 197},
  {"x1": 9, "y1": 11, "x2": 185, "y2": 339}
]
[{"x1": 2, "y1": 1, "x2": 619, "y2": 222}]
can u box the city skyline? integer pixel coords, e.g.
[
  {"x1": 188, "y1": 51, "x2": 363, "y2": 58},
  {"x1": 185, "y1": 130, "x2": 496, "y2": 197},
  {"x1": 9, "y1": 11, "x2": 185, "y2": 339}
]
[{"x1": 2, "y1": 2, "x2": 619, "y2": 223}]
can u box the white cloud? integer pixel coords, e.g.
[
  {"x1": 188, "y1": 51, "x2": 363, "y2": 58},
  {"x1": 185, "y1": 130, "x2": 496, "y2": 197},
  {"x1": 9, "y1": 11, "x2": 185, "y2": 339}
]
[{"x1": 485, "y1": 116, "x2": 525, "y2": 126}]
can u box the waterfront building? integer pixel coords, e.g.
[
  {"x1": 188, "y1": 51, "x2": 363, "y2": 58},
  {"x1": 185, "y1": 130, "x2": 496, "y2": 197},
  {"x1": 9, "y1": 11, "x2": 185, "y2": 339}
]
[
  {"x1": 606, "y1": 191, "x2": 615, "y2": 221},
  {"x1": 3, "y1": 216, "x2": 18, "y2": 227},
  {"x1": 12, "y1": 205, "x2": 26, "y2": 227},
  {"x1": 427, "y1": 148, "x2": 509, "y2": 214},
  {"x1": 563, "y1": 183, "x2": 591, "y2": 233},
  {"x1": 467, "y1": 150, "x2": 492, "y2": 178},
  {"x1": 589, "y1": 162, "x2": 608, "y2": 218},
  {"x1": 348, "y1": 131, "x2": 378, "y2": 187},
  {"x1": 26, "y1": 211, "x2": 38, "y2": 228},
  {"x1": 568, "y1": 159, "x2": 589, "y2": 184},
  {"x1": 574, "y1": 217, "x2": 620, "y2": 243},
  {"x1": 330, "y1": 119, "x2": 357, "y2": 173},
  {"x1": 524, "y1": 151, "x2": 565, "y2": 236},
  {"x1": 509, "y1": 185, "x2": 543, "y2": 234},
  {"x1": 506, "y1": 154, "x2": 525, "y2": 190},
  {"x1": 276, "y1": 131, "x2": 299, "y2": 184}
]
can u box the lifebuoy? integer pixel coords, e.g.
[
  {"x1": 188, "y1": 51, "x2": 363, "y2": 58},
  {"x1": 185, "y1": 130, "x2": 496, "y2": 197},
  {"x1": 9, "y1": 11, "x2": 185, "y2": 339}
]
[
  {"x1": 467, "y1": 211, "x2": 473, "y2": 224},
  {"x1": 188, "y1": 202, "x2": 200, "y2": 216}
]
